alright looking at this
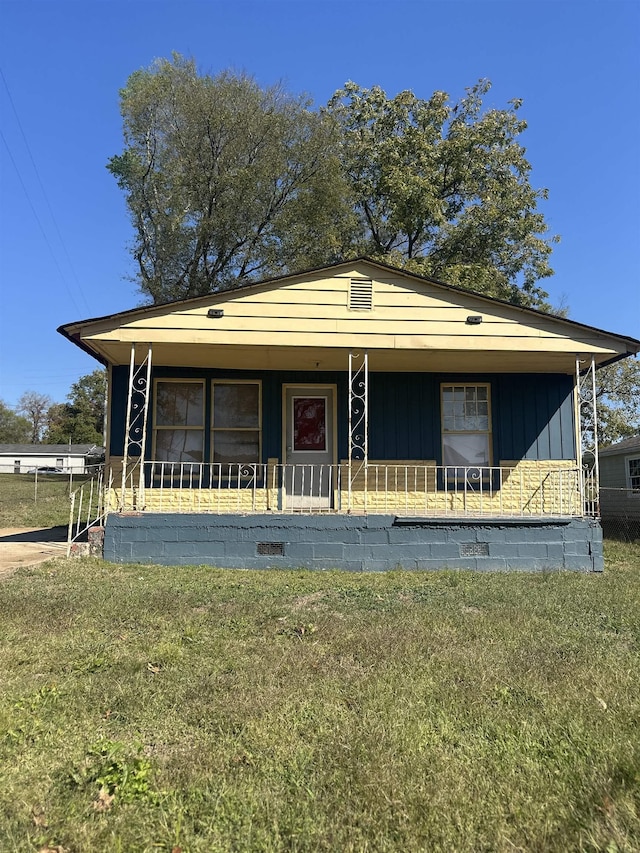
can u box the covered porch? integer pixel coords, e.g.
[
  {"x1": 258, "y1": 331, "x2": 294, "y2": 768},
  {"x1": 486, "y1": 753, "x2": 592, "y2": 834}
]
[{"x1": 104, "y1": 342, "x2": 600, "y2": 523}]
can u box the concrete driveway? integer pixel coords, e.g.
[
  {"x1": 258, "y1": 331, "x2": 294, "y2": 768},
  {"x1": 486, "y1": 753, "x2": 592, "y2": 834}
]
[{"x1": 0, "y1": 527, "x2": 68, "y2": 579}]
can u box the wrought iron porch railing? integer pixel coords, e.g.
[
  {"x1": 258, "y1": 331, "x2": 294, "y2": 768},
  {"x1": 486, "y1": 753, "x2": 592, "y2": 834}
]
[
  {"x1": 112, "y1": 461, "x2": 597, "y2": 519},
  {"x1": 66, "y1": 465, "x2": 110, "y2": 556}
]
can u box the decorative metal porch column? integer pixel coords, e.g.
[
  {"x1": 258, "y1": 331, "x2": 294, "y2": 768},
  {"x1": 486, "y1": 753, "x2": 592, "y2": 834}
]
[
  {"x1": 576, "y1": 355, "x2": 599, "y2": 516},
  {"x1": 120, "y1": 343, "x2": 152, "y2": 510},
  {"x1": 348, "y1": 352, "x2": 368, "y2": 512}
]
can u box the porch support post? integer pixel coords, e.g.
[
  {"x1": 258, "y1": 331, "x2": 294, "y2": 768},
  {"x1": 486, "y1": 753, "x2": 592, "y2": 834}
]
[
  {"x1": 120, "y1": 343, "x2": 152, "y2": 510},
  {"x1": 576, "y1": 354, "x2": 599, "y2": 516},
  {"x1": 348, "y1": 351, "x2": 368, "y2": 512},
  {"x1": 137, "y1": 345, "x2": 153, "y2": 505},
  {"x1": 120, "y1": 344, "x2": 136, "y2": 509}
]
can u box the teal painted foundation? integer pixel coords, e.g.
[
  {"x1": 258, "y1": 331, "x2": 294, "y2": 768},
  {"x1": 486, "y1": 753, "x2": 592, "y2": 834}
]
[{"x1": 104, "y1": 513, "x2": 603, "y2": 572}]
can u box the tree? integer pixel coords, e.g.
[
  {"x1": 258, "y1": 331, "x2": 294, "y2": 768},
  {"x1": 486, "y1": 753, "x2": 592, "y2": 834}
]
[
  {"x1": 109, "y1": 62, "x2": 559, "y2": 308},
  {"x1": 596, "y1": 357, "x2": 640, "y2": 447},
  {"x1": 0, "y1": 399, "x2": 31, "y2": 443},
  {"x1": 326, "y1": 80, "x2": 559, "y2": 308},
  {"x1": 17, "y1": 391, "x2": 52, "y2": 444},
  {"x1": 44, "y1": 370, "x2": 106, "y2": 445},
  {"x1": 108, "y1": 54, "x2": 353, "y2": 303}
]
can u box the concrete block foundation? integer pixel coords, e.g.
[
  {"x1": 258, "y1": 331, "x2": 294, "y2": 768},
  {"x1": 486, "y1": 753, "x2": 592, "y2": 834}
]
[{"x1": 103, "y1": 513, "x2": 604, "y2": 572}]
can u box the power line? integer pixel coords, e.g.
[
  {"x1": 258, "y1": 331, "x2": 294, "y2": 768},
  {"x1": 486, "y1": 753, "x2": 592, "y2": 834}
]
[
  {"x1": 0, "y1": 67, "x2": 91, "y2": 315},
  {"x1": 0, "y1": 128, "x2": 85, "y2": 316}
]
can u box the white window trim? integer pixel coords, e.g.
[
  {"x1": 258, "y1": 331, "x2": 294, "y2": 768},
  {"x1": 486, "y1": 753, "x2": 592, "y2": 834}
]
[
  {"x1": 625, "y1": 454, "x2": 640, "y2": 496},
  {"x1": 440, "y1": 382, "x2": 493, "y2": 476}
]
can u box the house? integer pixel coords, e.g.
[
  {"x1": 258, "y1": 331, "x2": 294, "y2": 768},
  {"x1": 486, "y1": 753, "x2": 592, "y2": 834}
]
[
  {"x1": 58, "y1": 258, "x2": 640, "y2": 571},
  {"x1": 599, "y1": 435, "x2": 640, "y2": 541},
  {"x1": 0, "y1": 443, "x2": 104, "y2": 475}
]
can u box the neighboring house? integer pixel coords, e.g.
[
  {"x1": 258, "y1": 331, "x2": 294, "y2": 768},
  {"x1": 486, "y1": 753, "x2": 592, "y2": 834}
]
[
  {"x1": 599, "y1": 435, "x2": 640, "y2": 541},
  {"x1": 58, "y1": 258, "x2": 640, "y2": 571},
  {"x1": 0, "y1": 444, "x2": 104, "y2": 475}
]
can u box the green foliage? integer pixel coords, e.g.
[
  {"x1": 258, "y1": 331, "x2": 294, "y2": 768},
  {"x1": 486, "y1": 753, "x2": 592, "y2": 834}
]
[
  {"x1": 70, "y1": 740, "x2": 157, "y2": 805},
  {"x1": 0, "y1": 399, "x2": 31, "y2": 443},
  {"x1": 326, "y1": 79, "x2": 558, "y2": 308},
  {"x1": 44, "y1": 369, "x2": 106, "y2": 445},
  {"x1": 109, "y1": 58, "x2": 558, "y2": 308},
  {"x1": 108, "y1": 54, "x2": 351, "y2": 303},
  {"x1": 597, "y1": 357, "x2": 640, "y2": 446},
  {"x1": 0, "y1": 547, "x2": 639, "y2": 851}
]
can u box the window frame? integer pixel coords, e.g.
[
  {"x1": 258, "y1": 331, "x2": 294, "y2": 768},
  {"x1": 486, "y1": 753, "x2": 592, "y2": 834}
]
[
  {"x1": 152, "y1": 378, "x2": 206, "y2": 468},
  {"x1": 210, "y1": 379, "x2": 262, "y2": 470},
  {"x1": 626, "y1": 455, "x2": 640, "y2": 496},
  {"x1": 440, "y1": 382, "x2": 493, "y2": 482}
]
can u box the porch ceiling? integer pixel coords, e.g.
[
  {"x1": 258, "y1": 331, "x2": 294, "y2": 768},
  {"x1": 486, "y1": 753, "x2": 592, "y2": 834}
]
[{"x1": 85, "y1": 340, "x2": 618, "y2": 374}]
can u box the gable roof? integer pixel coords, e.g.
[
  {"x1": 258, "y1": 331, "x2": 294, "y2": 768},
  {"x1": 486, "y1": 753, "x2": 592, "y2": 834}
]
[
  {"x1": 599, "y1": 435, "x2": 640, "y2": 456},
  {"x1": 58, "y1": 257, "x2": 640, "y2": 375},
  {"x1": 0, "y1": 444, "x2": 103, "y2": 456}
]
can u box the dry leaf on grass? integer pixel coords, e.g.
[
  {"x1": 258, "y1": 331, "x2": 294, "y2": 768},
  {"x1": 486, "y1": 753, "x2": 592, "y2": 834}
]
[
  {"x1": 93, "y1": 786, "x2": 115, "y2": 812},
  {"x1": 32, "y1": 804, "x2": 48, "y2": 827}
]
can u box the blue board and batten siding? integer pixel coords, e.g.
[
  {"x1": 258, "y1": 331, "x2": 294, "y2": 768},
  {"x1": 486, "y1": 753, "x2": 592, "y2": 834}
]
[{"x1": 109, "y1": 366, "x2": 576, "y2": 463}]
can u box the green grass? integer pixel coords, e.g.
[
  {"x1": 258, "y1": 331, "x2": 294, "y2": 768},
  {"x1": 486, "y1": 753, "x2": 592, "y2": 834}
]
[
  {"x1": 0, "y1": 473, "x2": 92, "y2": 529},
  {"x1": 0, "y1": 542, "x2": 639, "y2": 852}
]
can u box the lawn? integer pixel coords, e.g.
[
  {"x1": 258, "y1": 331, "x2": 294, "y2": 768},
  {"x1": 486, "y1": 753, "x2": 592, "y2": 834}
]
[
  {"x1": 0, "y1": 473, "x2": 84, "y2": 529},
  {"x1": 0, "y1": 542, "x2": 639, "y2": 852}
]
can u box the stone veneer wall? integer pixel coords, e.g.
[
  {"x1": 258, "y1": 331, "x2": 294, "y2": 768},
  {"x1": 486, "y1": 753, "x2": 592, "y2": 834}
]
[{"x1": 103, "y1": 513, "x2": 603, "y2": 572}]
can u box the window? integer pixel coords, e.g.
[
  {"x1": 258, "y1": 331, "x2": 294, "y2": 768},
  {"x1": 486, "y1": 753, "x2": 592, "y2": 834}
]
[
  {"x1": 56, "y1": 458, "x2": 64, "y2": 468},
  {"x1": 293, "y1": 397, "x2": 327, "y2": 452},
  {"x1": 441, "y1": 384, "x2": 492, "y2": 476},
  {"x1": 211, "y1": 381, "x2": 261, "y2": 465},
  {"x1": 153, "y1": 380, "x2": 204, "y2": 465},
  {"x1": 627, "y1": 457, "x2": 640, "y2": 494}
]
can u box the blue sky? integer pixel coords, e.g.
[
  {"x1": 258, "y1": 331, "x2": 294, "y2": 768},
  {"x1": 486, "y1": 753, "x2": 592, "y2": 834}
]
[{"x1": 1, "y1": 0, "x2": 638, "y2": 407}]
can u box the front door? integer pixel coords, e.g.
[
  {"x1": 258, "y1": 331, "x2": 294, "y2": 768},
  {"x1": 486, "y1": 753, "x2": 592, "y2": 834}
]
[{"x1": 284, "y1": 385, "x2": 336, "y2": 509}]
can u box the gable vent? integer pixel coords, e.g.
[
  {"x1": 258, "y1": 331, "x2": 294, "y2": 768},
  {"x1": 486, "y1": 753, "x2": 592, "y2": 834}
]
[{"x1": 349, "y1": 278, "x2": 373, "y2": 311}]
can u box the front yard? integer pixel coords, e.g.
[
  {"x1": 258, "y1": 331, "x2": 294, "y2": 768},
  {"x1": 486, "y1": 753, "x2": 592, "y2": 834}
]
[
  {"x1": 0, "y1": 474, "x2": 85, "y2": 529},
  {"x1": 0, "y1": 542, "x2": 639, "y2": 851}
]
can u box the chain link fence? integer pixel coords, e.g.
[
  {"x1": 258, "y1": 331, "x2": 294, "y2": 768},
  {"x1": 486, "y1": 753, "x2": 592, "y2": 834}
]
[
  {"x1": 599, "y1": 487, "x2": 640, "y2": 542},
  {"x1": 0, "y1": 468, "x2": 103, "y2": 529}
]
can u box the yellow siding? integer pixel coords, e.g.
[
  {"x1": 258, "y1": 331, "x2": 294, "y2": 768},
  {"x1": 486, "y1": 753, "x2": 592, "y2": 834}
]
[
  {"x1": 77, "y1": 261, "x2": 629, "y2": 359},
  {"x1": 89, "y1": 326, "x2": 617, "y2": 356},
  {"x1": 122, "y1": 311, "x2": 594, "y2": 340},
  {"x1": 169, "y1": 303, "x2": 514, "y2": 322}
]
